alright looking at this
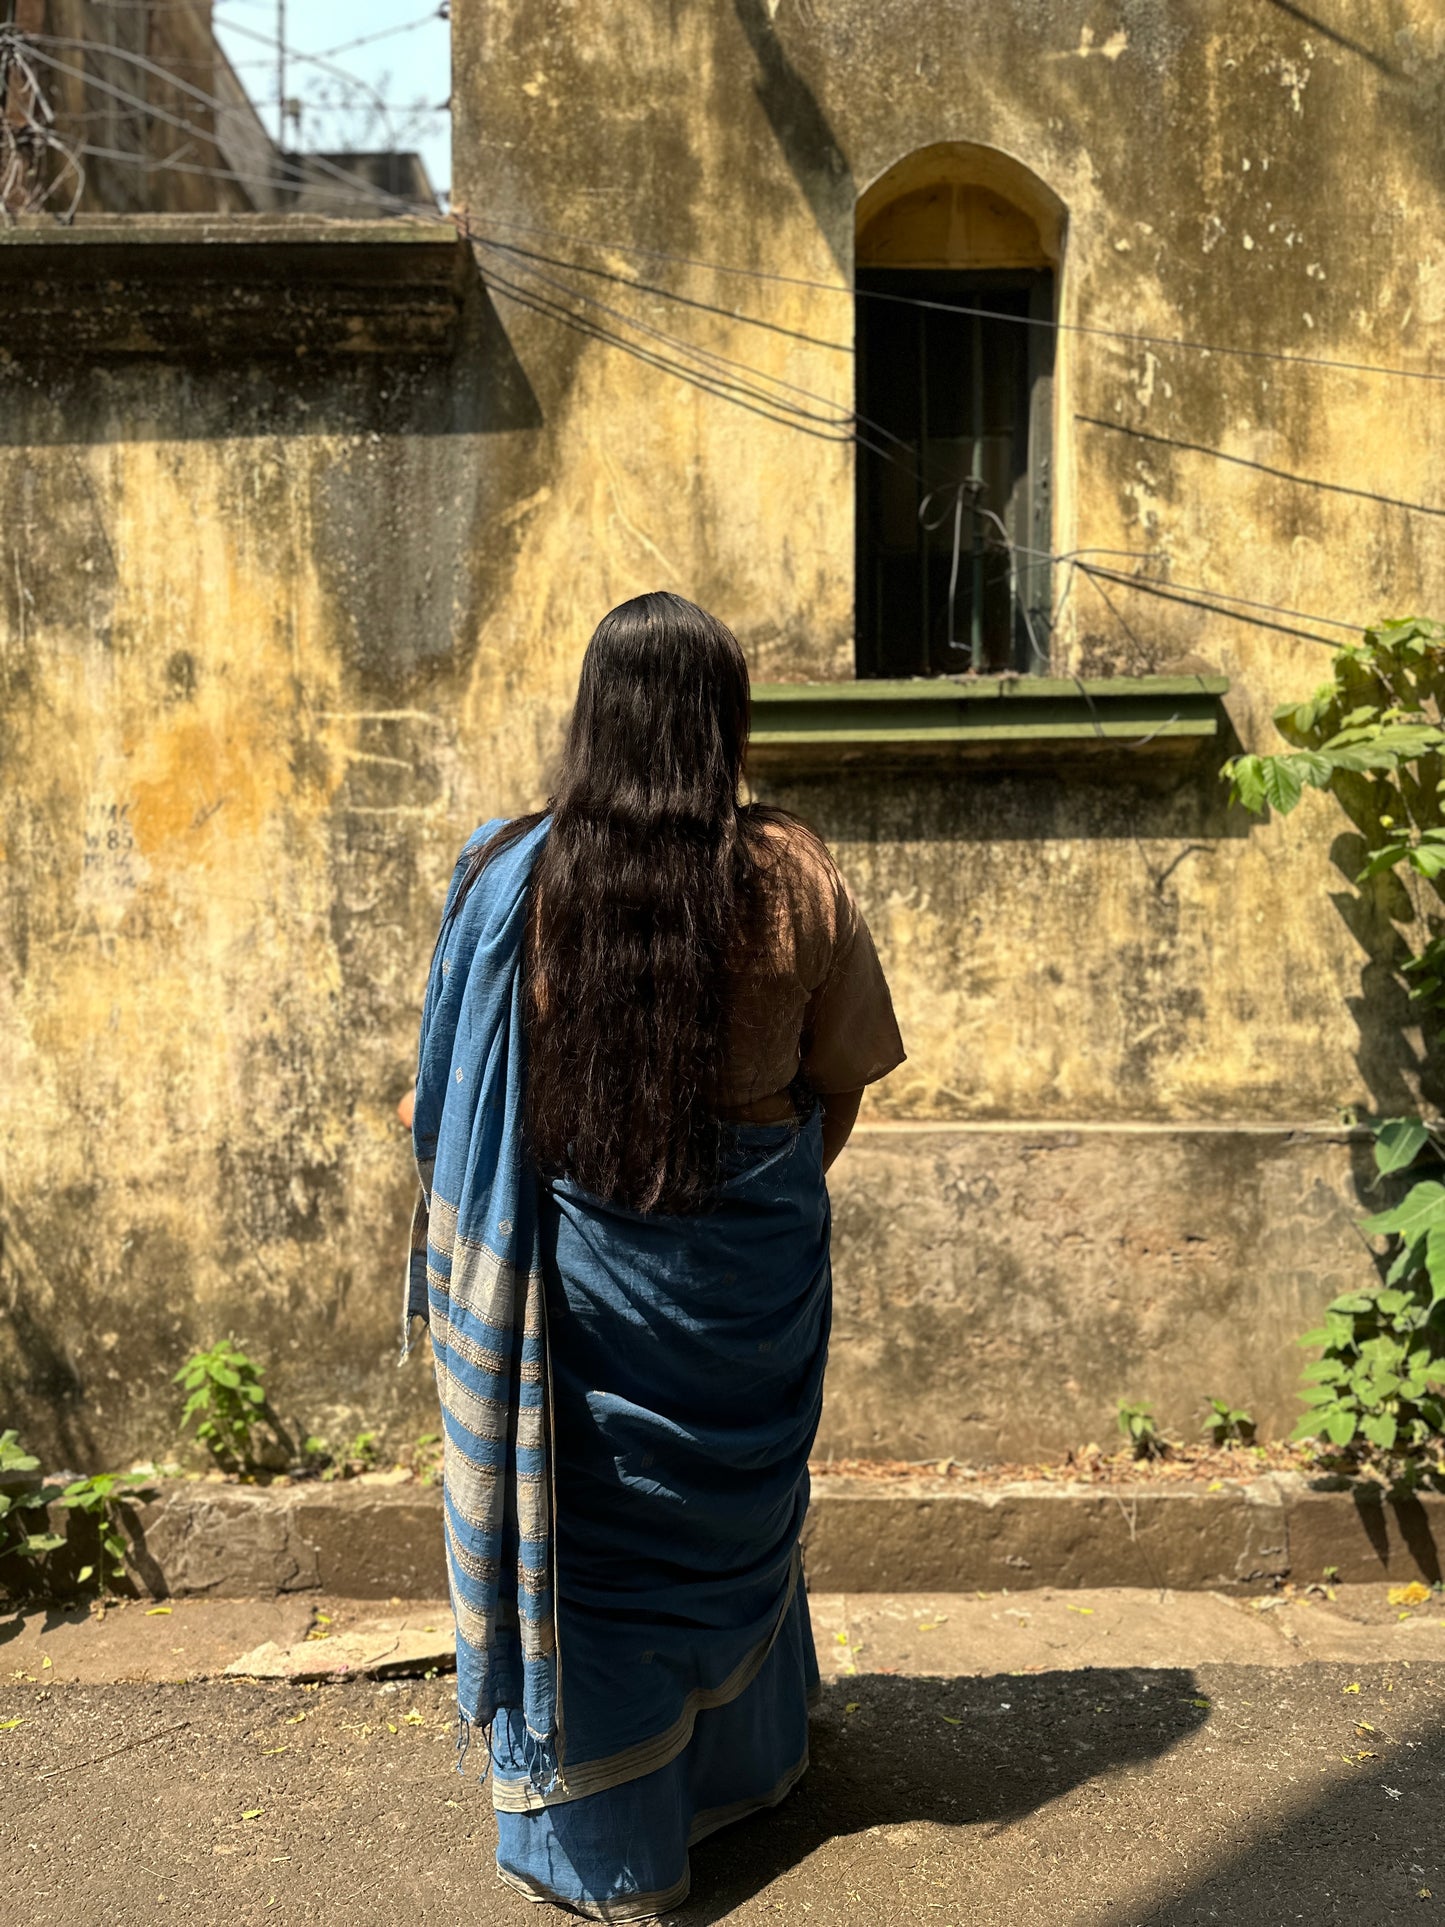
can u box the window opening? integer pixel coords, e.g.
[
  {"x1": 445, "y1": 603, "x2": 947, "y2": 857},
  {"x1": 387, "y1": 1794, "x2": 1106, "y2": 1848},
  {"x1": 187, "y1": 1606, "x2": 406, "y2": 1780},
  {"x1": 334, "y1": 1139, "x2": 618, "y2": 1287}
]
[{"x1": 855, "y1": 156, "x2": 1059, "y2": 678}]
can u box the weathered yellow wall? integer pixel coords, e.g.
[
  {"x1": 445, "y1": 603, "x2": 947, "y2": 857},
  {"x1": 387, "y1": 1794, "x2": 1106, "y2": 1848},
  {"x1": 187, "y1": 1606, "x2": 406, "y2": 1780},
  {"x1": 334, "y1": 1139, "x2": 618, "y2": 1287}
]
[{"x1": 3, "y1": 2, "x2": 1441, "y2": 1466}]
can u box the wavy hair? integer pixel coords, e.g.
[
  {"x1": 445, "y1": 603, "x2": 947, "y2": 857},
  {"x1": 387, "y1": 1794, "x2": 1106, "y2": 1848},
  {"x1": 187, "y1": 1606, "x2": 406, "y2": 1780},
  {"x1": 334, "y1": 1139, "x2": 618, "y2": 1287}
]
[{"x1": 459, "y1": 591, "x2": 778, "y2": 1213}]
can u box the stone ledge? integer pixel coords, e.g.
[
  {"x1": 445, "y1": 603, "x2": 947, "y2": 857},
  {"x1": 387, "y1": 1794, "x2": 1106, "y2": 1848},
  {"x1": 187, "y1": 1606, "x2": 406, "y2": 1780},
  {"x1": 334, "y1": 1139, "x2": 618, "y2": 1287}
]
[
  {"x1": 0, "y1": 214, "x2": 468, "y2": 358},
  {"x1": 4, "y1": 1473, "x2": 1425, "y2": 1603}
]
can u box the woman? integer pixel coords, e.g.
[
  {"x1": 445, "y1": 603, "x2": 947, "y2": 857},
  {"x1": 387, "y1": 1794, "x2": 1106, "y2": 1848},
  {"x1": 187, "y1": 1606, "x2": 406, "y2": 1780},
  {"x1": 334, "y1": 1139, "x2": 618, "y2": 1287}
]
[{"x1": 404, "y1": 591, "x2": 904, "y2": 1918}]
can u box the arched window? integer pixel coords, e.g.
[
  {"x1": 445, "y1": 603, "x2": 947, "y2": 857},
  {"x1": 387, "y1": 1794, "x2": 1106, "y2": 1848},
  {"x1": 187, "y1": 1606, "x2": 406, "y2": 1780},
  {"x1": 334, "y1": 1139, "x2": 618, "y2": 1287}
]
[{"x1": 855, "y1": 144, "x2": 1064, "y2": 677}]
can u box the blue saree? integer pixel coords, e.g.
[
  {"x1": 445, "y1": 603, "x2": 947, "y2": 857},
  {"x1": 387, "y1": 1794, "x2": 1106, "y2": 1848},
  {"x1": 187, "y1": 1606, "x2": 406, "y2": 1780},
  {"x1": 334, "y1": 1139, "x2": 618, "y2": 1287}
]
[{"x1": 408, "y1": 821, "x2": 831, "y2": 1919}]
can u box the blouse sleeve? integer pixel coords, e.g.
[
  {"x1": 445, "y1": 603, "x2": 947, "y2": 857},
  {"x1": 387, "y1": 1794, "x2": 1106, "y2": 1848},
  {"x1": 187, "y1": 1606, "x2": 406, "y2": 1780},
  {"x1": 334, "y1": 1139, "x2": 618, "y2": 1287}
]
[{"x1": 798, "y1": 857, "x2": 906, "y2": 1096}]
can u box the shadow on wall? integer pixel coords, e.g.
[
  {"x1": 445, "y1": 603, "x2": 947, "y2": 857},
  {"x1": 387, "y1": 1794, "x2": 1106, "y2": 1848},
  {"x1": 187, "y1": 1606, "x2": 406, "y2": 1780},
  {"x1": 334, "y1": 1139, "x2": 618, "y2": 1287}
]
[
  {"x1": 671, "y1": 1668, "x2": 1210, "y2": 1925},
  {"x1": 0, "y1": 277, "x2": 542, "y2": 448},
  {"x1": 0, "y1": 1186, "x2": 97, "y2": 1473},
  {"x1": 758, "y1": 737, "x2": 1251, "y2": 849},
  {"x1": 730, "y1": 0, "x2": 853, "y2": 275}
]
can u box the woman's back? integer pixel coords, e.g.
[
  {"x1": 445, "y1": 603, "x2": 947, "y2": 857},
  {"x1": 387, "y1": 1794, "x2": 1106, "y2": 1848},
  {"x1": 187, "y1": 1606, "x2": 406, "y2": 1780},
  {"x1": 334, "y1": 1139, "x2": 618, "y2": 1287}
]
[
  {"x1": 408, "y1": 592, "x2": 904, "y2": 1917},
  {"x1": 719, "y1": 813, "x2": 903, "y2": 1123}
]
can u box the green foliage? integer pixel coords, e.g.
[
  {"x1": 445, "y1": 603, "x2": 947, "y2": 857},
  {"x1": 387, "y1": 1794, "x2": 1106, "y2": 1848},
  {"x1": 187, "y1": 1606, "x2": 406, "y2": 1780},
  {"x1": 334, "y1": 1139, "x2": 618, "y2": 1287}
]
[
  {"x1": 1, "y1": 1433, "x2": 156, "y2": 1596},
  {"x1": 1290, "y1": 1120, "x2": 1445, "y2": 1471},
  {"x1": 1117, "y1": 1400, "x2": 1167, "y2": 1460},
  {"x1": 53, "y1": 1471, "x2": 159, "y2": 1590},
  {"x1": 1203, "y1": 1398, "x2": 1257, "y2": 1447},
  {"x1": 0, "y1": 1431, "x2": 64, "y2": 1573},
  {"x1": 1222, "y1": 618, "x2": 1445, "y2": 1476},
  {"x1": 301, "y1": 1428, "x2": 383, "y2": 1482},
  {"x1": 174, "y1": 1338, "x2": 276, "y2": 1473},
  {"x1": 408, "y1": 1432, "x2": 444, "y2": 1486}
]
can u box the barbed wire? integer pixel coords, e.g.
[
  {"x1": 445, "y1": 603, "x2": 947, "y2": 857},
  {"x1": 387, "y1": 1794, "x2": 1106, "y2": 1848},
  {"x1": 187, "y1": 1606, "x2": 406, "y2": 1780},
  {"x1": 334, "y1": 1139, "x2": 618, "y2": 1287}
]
[
  {"x1": 1, "y1": 33, "x2": 85, "y2": 221},
  {"x1": 23, "y1": 26, "x2": 423, "y2": 153},
  {"x1": 272, "y1": 6, "x2": 449, "y2": 64}
]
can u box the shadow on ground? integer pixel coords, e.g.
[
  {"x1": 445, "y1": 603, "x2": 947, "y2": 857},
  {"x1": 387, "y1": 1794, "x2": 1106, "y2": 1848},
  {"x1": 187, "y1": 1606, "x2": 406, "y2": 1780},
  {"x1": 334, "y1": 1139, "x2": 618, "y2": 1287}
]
[
  {"x1": 1123, "y1": 1720, "x2": 1445, "y2": 1926},
  {"x1": 670, "y1": 1669, "x2": 1208, "y2": 1924}
]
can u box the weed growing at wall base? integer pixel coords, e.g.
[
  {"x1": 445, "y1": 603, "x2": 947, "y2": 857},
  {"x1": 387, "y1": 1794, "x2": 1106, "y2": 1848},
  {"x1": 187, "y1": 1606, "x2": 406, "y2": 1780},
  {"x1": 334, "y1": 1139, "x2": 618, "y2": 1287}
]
[
  {"x1": 0, "y1": 1431, "x2": 64, "y2": 1574},
  {"x1": 175, "y1": 1337, "x2": 283, "y2": 1475},
  {"x1": 1224, "y1": 616, "x2": 1445, "y2": 1484},
  {"x1": 1, "y1": 1432, "x2": 156, "y2": 1597},
  {"x1": 1203, "y1": 1398, "x2": 1256, "y2": 1447},
  {"x1": 1117, "y1": 1400, "x2": 1167, "y2": 1459}
]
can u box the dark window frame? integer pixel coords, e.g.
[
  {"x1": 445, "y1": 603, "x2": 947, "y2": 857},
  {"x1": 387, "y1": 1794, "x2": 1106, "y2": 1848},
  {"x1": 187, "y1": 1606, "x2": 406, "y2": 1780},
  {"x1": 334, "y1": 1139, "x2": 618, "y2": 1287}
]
[{"x1": 855, "y1": 266, "x2": 1055, "y2": 678}]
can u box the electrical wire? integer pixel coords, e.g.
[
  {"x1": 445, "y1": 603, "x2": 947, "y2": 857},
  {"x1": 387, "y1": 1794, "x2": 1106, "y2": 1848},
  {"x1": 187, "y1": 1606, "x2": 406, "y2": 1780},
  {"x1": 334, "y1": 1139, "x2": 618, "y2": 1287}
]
[
  {"x1": 457, "y1": 208, "x2": 1445, "y2": 390},
  {"x1": 0, "y1": 27, "x2": 1412, "y2": 658},
  {"x1": 14, "y1": 22, "x2": 1445, "y2": 389},
  {"x1": 284, "y1": 8, "x2": 449, "y2": 64}
]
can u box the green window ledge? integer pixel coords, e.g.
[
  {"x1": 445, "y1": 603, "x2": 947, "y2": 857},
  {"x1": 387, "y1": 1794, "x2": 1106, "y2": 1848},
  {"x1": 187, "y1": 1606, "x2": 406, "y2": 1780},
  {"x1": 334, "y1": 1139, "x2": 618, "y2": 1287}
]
[{"x1": 748, "y1": 674, "x2": 1231, "y2": 771}]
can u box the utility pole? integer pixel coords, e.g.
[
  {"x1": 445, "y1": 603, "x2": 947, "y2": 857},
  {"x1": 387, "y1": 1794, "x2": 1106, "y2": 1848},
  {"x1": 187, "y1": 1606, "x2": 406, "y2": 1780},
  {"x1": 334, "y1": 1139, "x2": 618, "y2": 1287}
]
[{"x1": 276, "y1": 0, "x2": 285, "y2": 150}]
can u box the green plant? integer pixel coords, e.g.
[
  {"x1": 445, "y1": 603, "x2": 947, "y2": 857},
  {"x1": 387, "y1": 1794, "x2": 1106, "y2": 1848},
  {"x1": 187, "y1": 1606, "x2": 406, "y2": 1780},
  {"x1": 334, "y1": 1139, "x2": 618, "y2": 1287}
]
[
  {"x1": 175, "y1": 1338, "x2": 276, "y2": 1473},
  {"x1": 54, "y1": 1471, "x2": 159, "y2": 1591},
  {"x1": 301, "y1": 1428, "x2": 383, "y2": 1482},
  {"x1": 1, "y1": 1436, "x2": 157, "y2": 1596},
  {"x1": 1203, "y1": 1399, "x2": 1257, "y2": 1447},
  {"x1": 1223, "y1": 617, "x2": 1445, "y2": 1476},
  {"x1": 0, "y1": 1431, "x2": 64, "y2": 1578},
  {"x1": 1117, "y1": 1400, "x2": 1167, "y2": 1460},
  {"x1": 409, "y1": 1431, "x2": 444, "y2": 1485}
]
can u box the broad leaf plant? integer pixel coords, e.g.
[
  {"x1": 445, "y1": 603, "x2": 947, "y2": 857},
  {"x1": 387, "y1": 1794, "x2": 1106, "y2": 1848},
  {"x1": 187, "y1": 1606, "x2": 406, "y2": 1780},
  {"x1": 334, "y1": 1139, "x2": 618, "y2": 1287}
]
[{"x1": 1224, "y1": 618, "x2": 1445, "y2": 1478}]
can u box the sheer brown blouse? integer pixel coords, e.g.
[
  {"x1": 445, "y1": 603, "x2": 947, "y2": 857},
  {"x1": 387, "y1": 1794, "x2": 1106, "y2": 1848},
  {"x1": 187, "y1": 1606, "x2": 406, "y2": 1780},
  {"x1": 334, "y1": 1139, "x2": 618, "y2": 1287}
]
[{"x1": 715, "y1": 817, "x2": 906, "y2": 1122}]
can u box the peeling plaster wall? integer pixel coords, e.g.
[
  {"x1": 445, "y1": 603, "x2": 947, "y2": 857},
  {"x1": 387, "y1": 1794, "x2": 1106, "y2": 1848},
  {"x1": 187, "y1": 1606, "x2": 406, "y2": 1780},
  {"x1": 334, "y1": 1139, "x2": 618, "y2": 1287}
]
[{"x1": 3, "y1": 2, "x2": 1442, "y2": 1466}]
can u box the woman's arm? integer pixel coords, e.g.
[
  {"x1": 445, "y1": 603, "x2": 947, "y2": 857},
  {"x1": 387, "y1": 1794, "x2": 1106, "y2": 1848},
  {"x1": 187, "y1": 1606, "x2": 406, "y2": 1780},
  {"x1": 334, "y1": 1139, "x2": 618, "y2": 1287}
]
[
  {"x1": 819, "y1": 1087, "x2": 863, "y2": 1172},
  {"x1": 397, "y1": 1086, "x2": 416, "y2": 1130}
]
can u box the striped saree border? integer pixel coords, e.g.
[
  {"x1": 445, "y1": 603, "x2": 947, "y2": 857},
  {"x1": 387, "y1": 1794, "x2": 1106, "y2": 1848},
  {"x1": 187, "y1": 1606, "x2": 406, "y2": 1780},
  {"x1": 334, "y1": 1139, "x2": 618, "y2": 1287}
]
[
  {"x1": 491, "y1": 1547, "x2": 802, "y2": 1814},
  {"x1": 491, "y1": 1745, "x2": 811, "y2": 1921},
  {"x1": 495, "y1": 1861, "x2": 691, "y2": 1923},
  {"x1": 685, "y1": 1744, "x2": 810, "y2": 1847}
]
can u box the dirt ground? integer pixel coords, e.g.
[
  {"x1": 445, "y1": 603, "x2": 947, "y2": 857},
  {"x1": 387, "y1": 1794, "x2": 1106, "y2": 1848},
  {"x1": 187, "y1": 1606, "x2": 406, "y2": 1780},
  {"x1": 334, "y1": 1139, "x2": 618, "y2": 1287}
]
[{"x1": 3, "y1": 1593, "x2": 1443, "y2": 1926}]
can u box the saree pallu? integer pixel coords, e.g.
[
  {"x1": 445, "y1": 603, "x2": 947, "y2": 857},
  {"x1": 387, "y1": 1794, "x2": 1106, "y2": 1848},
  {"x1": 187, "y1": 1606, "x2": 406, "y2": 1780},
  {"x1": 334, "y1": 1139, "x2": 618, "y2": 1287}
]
[{"x1": 495, "y1": 1110, "x2": 831, "y2": 1919}]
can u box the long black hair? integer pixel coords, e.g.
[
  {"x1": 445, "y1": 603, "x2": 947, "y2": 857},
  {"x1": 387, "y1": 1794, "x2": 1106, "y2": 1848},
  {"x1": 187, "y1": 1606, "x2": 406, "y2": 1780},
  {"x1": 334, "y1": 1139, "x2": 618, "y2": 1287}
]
[{"x1": 459, "y1": 591, "x2": 775, "y2": 1213}]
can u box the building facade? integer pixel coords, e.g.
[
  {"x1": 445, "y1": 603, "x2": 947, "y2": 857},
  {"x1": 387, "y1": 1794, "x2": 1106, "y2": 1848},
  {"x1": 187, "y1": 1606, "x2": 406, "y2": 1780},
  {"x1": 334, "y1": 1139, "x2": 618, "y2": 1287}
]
[{"x1": 2, "y1": 1, "x2": 1441, "y2": 1468}]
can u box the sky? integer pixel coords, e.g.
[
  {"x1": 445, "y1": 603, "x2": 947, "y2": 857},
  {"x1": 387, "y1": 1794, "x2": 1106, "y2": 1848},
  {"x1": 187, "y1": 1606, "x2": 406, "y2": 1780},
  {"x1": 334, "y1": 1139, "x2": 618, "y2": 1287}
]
[{"x1": 213, "y1": 0, "x2": 452, "y2": 202}]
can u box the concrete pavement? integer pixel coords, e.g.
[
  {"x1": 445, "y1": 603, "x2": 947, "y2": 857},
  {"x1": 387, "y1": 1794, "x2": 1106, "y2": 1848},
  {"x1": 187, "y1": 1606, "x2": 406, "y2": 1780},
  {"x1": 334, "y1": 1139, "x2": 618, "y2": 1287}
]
[{"x1": 3, "y1": 1590, "x2": 1443, "y2": 1926}]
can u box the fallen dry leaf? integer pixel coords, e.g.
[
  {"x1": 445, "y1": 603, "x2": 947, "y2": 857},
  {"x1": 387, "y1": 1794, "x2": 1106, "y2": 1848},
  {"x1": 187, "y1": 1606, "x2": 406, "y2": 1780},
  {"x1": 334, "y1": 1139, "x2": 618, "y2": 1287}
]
[{"x1": 1387, "y1": 1582, "x2": 1430, "y2": 1607}]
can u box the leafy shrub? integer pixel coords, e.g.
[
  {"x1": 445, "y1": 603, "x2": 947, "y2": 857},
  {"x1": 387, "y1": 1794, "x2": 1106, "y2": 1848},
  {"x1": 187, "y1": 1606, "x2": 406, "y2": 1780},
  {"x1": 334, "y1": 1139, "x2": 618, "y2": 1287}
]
[
  {"x1": 56, "y1": 1471, "x2": 159, "y2": 1590},
  {"x1": 1223, "y1": 617, "x2": 1445, "y2": 1477},
  {"x1": 0, "y1": 1431, "x2": 64, "y2": 1575},
  {"x1": 1, "y1": 1433, "x2": 156, "y2": 1596},
  {"x1": 1117, "y1": 1400, "x2": 1167, "y2": 1459},
  {"x1": 175, "y1": 1338, "x2": 279, "y2": 1473},
  {"x1": 1203, "y1": 1399, "x2": 1256, "y2": 1447}
]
